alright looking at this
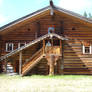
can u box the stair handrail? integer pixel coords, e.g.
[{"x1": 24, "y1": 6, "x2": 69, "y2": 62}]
[
  {"x1": 22, "y1": 52, "x2": 42, "y2": 71},
  {"x1": 0, "y1": 34, "x2": 50, "y2": 61},
  {"x1": 22, "y1": 54, "x2": 42, "y2": 71},
  {"x1": 23, "y1": 48, "x2": 43, "y2": 66},
  {"x1": 22, "y1": 46, "x2": 61, "y2": 76},
  {"x1": 22, "y1": 55, "x2": 43, "y2": 76}
]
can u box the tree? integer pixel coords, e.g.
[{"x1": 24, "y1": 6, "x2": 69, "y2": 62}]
[
  {"x1": 83, "y1": 11, "x2": 87, "y2": 18},
  {"x1": 89, "y1": 13, "x2": 92, "y2": 19}
]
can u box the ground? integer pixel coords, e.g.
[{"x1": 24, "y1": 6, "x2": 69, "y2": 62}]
[{"x1": 0, "y1": 74, "x2": 92, "y2": 92}]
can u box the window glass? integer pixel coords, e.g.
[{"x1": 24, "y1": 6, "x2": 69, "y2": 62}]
[
  {"x1": 18, "y1": 43, "x2": 26, "y2": 48},
  {"x1": 83, "y1": 45, "x2": 91, "y2": 54},
  {"x1": 85, "y1": 47, "x2": 90, "y2": 53},
  {"x1": 6, "y1": 43, "x2": 13, "y2": 52}
]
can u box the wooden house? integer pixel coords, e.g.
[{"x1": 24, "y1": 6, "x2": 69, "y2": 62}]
[{"x1": 0, "y1": 0, "x2": 92, "y2": 76}]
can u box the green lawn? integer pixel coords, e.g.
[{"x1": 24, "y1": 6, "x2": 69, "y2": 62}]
[{"x1": 0, "y1": 74, "x2": 92, "y2": 92}]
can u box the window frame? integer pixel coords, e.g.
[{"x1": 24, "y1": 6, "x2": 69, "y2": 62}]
[
  {"x1": 83, "y1": 44, "x2": 91, "y2": 54},
  {"x1": 18, "y1": 42, "x2": 26, "y2": 48},
  {"x1": 6, "y1": 43, "x2": 14, "y2": 52}
]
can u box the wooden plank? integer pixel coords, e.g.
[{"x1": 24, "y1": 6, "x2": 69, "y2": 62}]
[
  {"x1": 5, "y1": 59, "x2": 7, "y2": 73},
  {"x1": 1, "y1": 13, "x2": 92, "y2": 75},
  {"x1": 43, "y1": 40, "x2": 45, "y2": 54},
  {"x1": 19, "y1": 51, "x2": 22, "y2": 75},
  {"x1": 49, "y1": 55, "x2": 55, "y2": 75},
  {"x1": 61, "y1": 40, "x2": 64, "y2": 74},
  {"x1": 60, "y1": 40, "x2": 62, "y2": 55}
]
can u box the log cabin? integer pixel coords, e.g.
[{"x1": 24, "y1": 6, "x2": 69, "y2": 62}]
[{"x1": 0, "y1": 0, "x2": 92, "y2": 76}]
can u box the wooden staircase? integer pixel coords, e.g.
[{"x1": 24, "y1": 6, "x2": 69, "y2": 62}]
[
  {"x1": 21, "y1": 46, "x2": 61, "y2": 76},
  {"x1": 22, "y1": 48, "x2": 43, "y2": 76}
]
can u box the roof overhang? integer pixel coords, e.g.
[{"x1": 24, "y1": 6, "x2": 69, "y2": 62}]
[
  {"x1": 54, "y1": 6, "x2": 92, "y2": 24},
  {"x1": 0, "y1": 6, "x2": 51, "y2": 34}
]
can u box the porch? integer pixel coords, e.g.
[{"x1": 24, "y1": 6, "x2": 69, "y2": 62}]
[{"x1": 0, "y1": 33, "x2": 67, "y2": 76}]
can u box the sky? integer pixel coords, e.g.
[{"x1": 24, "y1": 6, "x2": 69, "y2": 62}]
[{"x1": 0, "y1": 0, "x2": 92, "y2": 27}]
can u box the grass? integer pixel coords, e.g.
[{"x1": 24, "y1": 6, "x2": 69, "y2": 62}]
[{"x1": 0, "y1": 74, "x2": 92, "y2": 92}]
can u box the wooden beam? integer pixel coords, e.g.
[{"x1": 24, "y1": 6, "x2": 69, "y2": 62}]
[
  {"x1": 19, "y1": 51, "x2": 22, "y2": 75},
  {"x1": 50, "y1": 7, "x2": 54, "y2": 16},
  {"x1": 13, "y1": 59, "x2": 17, "y2": 73},
  {"x1": 51, "y1": 38, "x2": 53, "y2": 46},
  {"x1": 60, "y1": 40, "x2": 62, "y2": 55},
  {"x1": 49, "y1": 55, "x2": 55, "y2": 75},
  {"x1": 61, "y1": 40, "x2": 64, "y2": 74},
  {"x1": 5, "y1": 59, "x2": 7, "y2": 73},
  {"x1": 51, "y1": 38, "x2": 53, "y2": 54},
  {"x1": 58, "y1": 57, "x2": 62, "y2": 75},
  {"x1": 43, "y1": 40, "x2": 45, "y2": 54}
]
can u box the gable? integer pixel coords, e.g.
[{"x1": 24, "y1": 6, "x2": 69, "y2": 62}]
[
  {"x1": 0, "y1": 6, "x2": 50, "y2": 35},
  {"x1": 0, "y1": 5, "x2": 92, "y2": 35}
]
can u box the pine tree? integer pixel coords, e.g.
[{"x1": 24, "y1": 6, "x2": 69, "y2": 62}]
[
  {"x1": 83, "y1": 11, "x2": 87, "y2": 18},
  {"x1": 89, "y1": 13, "x2": 92, "y2": 19}
]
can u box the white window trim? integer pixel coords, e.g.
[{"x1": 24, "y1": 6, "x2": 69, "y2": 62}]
[
  {"x1": 18, "y1": 42, "x2": 26, "y2": 48},
  {"x1": 83, "y1": 44, "x2": 91, "y2": 54},
  {"x1": 6, "y1": 43, "x2": 14, "y2": 52}
]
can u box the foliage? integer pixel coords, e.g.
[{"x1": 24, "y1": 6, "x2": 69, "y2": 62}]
[
  {"x1": 83, "y1": 11, "x2": 87, "y2": 18},
  {"x1": 89, "y1": 13, "x2": 92, "y2": 19},
  {"x1": 83, "y1": 11, "x2": 92, "y2": 19}
]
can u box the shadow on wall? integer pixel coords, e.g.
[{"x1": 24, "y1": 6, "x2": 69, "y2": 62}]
[
  {"x1": 28, "y1": 58, "x2": 49, "y2": 75},
  {"x1": 28, "y1": 57, "x2": 62, "y2": 76},
  {"x1": 64, "y1": 39, "x2": 92, "y2": 75}
]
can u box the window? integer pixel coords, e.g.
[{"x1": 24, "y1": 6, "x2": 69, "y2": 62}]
[
  {"x1": 18, "y1": 42, "x2": 26, "y2": 48},
  {"x1": 6, "y1": 43, "x2": 13, "y2": 52},
  {"x1": 83, "y1": 45, "x2": 91, "y2": 54},
  {"x1": 48, "y1": 27, "x2": 54, "y2": 34}
]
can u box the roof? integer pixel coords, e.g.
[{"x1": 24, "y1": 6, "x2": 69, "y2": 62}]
[
  {"x1": 0, "y1": 4, "x2": 92, "y2": 32},
  {"x1": 0, "y1": 33, "x2": 68, "y2": 61},
  {"x1": 0, "y1": 6, "x2": 50, "y2": 32},
  {"x1": 55, "y1": 6, "x2": 92, "y2": 23}
]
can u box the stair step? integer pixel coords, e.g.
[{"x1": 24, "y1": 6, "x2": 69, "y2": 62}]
[{"x1": 22, "y1": 55, "x2": 43, "y2": 76}]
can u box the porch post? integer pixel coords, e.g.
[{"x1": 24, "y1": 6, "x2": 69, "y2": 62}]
[
  {"x1": 61, "y1": 40, "x2": 64, "y2": 74},
  {"x1": 43, "y1": 40, "x2": 45, "y2": 55},
  {"x1": 19, "y1": 51, "x2": 22, "y2": 75},
  {"x1": 51, "y1": 38, "x2": 53, "y2": 46},
  {"x1": 49, "y1": 55, "x2": 55, "y2": 75},
  {"x1": 51, "y1": 38, "x2": 53, "y2": 54},
  {"x1": 5, "y1": 59, "x2": 7, "y2": 73},
  {"x1": 60, "y1": 40, "x2": 62, "y2": 55}
]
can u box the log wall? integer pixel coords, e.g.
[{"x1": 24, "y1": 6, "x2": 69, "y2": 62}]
[{"x1": 1, "y1": 13, "x2": 92, "y2": 75}]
